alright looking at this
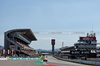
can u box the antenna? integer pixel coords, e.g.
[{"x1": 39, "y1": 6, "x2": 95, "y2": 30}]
[
  {"x1": 90, "y1": 25, "x2": 94, "y2": 36},
  {"x1": 62, "y1": 42, "x2": 64, "y2": 47},
  {"x1": 90, "y1": 25, "x2": 96, "y2": 37},
  {"x1": 92, "y1": 25, "x2": 93, "y2": 31}
]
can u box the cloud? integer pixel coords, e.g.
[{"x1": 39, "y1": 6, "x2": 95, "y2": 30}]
[
  {"x1": 58, "y1": 39, "x2": 66, "y2": 42},
  {"x1": 37, "y1": 37, "x2": 55, "y2": 40},
  {"x1": 37, "y1": 37, "x2": 67, "y2": 42},
  {"x1": 33, "y1": 31, "x2": 86, "y2": 35}
]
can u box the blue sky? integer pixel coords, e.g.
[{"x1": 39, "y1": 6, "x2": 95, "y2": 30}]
[{"x1": 1, "y1": 0, "x2": 100, "y2": 50}]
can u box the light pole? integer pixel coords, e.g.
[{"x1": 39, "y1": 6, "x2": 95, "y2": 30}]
[{"x1": 62, "y1": 42, "x2": 64, "y2": 48}]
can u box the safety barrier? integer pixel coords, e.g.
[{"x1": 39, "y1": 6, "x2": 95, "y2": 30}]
[
  {"x1": 0, "y1": 58, "x2": 8, "y2": 60},
  {"x1": 0, "y1": 58, "x2": 40, "y2": 60},
  {"x1": 53, "y1": 56, "x2": 100, "y2": 66},
  {"x1": 0, "y1": 56, "x2": 42, "y2": 60},
  {"x1": 8, "y1": 58, "x2": 40, "y2": 60}
]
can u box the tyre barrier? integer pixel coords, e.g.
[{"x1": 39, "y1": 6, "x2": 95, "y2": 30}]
[
  {"x1": 43, "y1": 59, "x2": 48, "y2": 62},
  {"x1": 53, "y1": 56, "x2": 100, "y2": 66}
]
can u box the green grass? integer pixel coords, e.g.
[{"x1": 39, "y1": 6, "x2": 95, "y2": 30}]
[
  {"x1": 34, "y1": 56, "x2": 45, "y2": 65},
  {"x1": 40, "y1": 56, "x2": 45, "y2": 60}
]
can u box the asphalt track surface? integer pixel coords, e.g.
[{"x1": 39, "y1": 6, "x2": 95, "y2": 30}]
[
  {"x1": 0, "y1": 60, "x2": 41, "y2": 66},
  {"x1": 0, "y1": 56, "x2": 92, "y2": 66},
  {"x1": 46, "y1": 56, "x2": 91, "y2": 66}
]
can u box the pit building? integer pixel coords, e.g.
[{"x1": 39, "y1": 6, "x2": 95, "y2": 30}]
[{"x1": 60, "y1": 32, "x2": 97, "y2": 59}]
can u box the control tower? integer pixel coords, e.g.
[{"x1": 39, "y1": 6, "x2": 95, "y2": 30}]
[{"x1": 51, "y1": 39, "x2": 55, "y2": 53}]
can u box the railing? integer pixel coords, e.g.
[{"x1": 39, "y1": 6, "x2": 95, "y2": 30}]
[{"x1": 16, "y1": 41, "x2": 33, "y2": 50}]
